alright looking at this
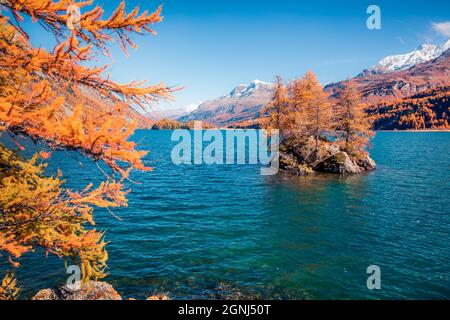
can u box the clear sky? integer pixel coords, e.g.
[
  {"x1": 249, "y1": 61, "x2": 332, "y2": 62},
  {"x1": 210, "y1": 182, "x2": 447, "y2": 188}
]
[{"x1": 12, "y1": 0, "x2": 450, "y2": 112}]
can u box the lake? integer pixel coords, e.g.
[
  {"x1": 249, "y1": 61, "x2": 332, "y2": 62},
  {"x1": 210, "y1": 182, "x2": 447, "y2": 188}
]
[{"x1": 11, "y1": 131, "x2": 450, "y2": 299}]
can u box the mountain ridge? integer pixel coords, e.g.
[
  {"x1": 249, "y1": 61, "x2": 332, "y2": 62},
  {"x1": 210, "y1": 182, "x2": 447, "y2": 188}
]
[
  {"x1": 177, "y1": 80, "x2": 274, "y2": 126},
  {"x1": 359, "y1": 40, "x2": 450, "y2": 76}
]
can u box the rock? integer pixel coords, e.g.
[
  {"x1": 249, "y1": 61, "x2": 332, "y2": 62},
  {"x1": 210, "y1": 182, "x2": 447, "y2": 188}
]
[
  {"x1": 279, "y1": 151, "x2": 313, "y2": 175},
  {"x1": 357, "y1": 155, "x2": 377, "y2": 171},
  {"x1": 323, "y1": 143, "x2": 341, "y2": 158},
  {"x1": 279, "y1": 136, "x2": 376, "y2": 175},
  {"x1": 32, "y1": 281, "x2": 122, "y2": 300},
  {"x1": 32, "y1": 289, "x2": 59, "y2": 300},
  {"x1": 315, "y1": 151, "x2": 361, "y2": 174},
  {"x1": 147, "y1": 294, "x2": 169, "y2": 300},
  {"x1": 282, "y1": 136, "x2": 317, "y2": 164}
]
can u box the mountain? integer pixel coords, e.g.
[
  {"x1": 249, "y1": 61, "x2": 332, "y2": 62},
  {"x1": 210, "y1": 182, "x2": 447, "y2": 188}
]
[
  {"x1": 325, "y1": 46, "x2": 450, "y2": 103},
  {"x1": 360, "y1": 40, "x2": 450, "y2": 76},
  {"x1": 178, "y1": 80, "x2": 274, "y2": 126},
  {"x1": 150, "y1": 102, "x2": 202, "y2": 121}
]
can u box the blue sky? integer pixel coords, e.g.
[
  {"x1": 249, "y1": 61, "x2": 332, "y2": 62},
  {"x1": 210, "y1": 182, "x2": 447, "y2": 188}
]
[{"x1": 9, "y1": 0, "x2": 450, "y2": 112}]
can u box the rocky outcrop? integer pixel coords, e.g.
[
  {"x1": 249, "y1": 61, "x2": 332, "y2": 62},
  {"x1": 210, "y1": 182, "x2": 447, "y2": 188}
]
[
  {"x1": 279, "y1": 136, "x2": 376, "y2": 175},
  {"x1": 356, "y1": 155, "x2": 377, "y2": 171},
  {"x1": 279, "y1": 151, "x2": 313, "y2": 176},
  {"x1": 314, "y1": 152, "x2": 360, "y2": 174},
  {"x1": 32, "y1": 281, "x2": 122, "y2": 300},
  {"x1": 147, "y1": 294, "x2": 169, "y2": 300},
  {"x1": 314, "y1": 152, "x2": 376, "y2": 174}
]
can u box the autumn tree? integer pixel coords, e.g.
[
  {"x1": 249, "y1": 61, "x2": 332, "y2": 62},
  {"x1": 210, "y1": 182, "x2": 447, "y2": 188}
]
[
  {"x1": 288, "y1": 77, "x2": 308, "y2": 135},
  {"x1": 290, "y1": 71, "x2": 332, "y2": 157},
  {"x1": 334, "y1": 82, "x2": 373, "y2": 158},
  {"x1": 0, "y1": 0, "x2": 173, "y2": 299}
]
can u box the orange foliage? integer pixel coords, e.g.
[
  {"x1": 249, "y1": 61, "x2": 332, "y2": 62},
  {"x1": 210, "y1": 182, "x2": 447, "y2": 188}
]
[
  {"x1": 261, "y1": 76, "x2": 289, "y2": 131},
  {"x1": 0, "y1": 0, "x2": 174, "y2": 298},
  {"x1": 261, "y1": 72, "x2": 374, "y2": 161},
  {"x1": 334, "y1": 82, "x2": 373, "y2": 158},
  {"x1": 368, "y1": 86, "x2": 450, "y2": 130},
  {"x1": 289, "y1": 71, "x2": 332, "y2": 155}
]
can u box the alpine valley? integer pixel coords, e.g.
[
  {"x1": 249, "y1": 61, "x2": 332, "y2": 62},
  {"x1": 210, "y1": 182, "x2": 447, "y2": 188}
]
[{"x1": 172, "y1": 40, "x2": 450, "y2": 130}]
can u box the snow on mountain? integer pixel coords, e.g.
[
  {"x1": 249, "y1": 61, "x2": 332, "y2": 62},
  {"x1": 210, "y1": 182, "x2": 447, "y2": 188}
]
[
  {"x1": 326, "y1": 45, "x2": 450, "y2": 104},
  {"x1": 184, "y1": 102, "x2": 201, "y2": 113},
  {"x1": 225, "y1": 80, "x2": 274, "y2": 98},
  {"x1": 362, "y1": 39, "x2": 450, "y2": 75},
  {"x1": 178, "y1": 80, "x2": 275, "y2": 125}
]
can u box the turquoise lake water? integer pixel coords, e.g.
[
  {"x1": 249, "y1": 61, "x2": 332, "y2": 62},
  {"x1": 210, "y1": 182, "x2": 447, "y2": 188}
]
[{"x1": 7, "y1": 131, "x2": 450, "y2": 299}]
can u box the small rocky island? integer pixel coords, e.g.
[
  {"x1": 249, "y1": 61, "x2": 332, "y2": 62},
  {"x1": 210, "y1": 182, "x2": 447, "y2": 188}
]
[
  {"x1": 263, "y1": 72, "x2": 376, "y2": 176},
  {"x1": 279, "y1": 136, "x2": 376, "y2": 175}
]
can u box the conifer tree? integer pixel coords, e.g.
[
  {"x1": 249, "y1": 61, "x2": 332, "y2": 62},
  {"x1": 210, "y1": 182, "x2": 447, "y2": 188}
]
[
  {"x1": 0, "y1": 0, "x2": 173, "y2": 299},
  {"x1": 334, "y1": 82, "x2": 373, "y2": 158},
  {"x1": 262, "y1": 76, "x2": 289, "y2": 131},
  {"x1": 290, "y1": 71, "x2": 332, "y2": 155}
]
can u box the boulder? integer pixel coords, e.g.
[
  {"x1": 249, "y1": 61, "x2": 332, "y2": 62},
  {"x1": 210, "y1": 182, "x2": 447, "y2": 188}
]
[
  {"x1": 279, "y1": 151, "x2": 313, "y2": 175},
  {"x1": 281, "y1": 136, "x2": 316, "y2": 164},
  {"x1": 357, "y1": 155, "x2": 377, "y2": 171},
  {"x1": 147, "y1": 294, "x2": 169, "y2": 300},
  {"x1": 32, "y1": 281, "x2": 122, "y2": 300},
  {"x1": 315, "y1": 151, "x2": 361, "y2": 174},
  {"x1": 323, "y1": 143, "x2": 341, "y2": 158}
]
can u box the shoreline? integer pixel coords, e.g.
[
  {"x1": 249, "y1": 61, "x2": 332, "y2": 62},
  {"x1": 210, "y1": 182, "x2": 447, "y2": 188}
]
[
  {"x1": 375, "y1": 129, "x2": 450, "y2": 132},
  {"x1": 145, "y1": 128, "x2": 450, "y2": 132}
]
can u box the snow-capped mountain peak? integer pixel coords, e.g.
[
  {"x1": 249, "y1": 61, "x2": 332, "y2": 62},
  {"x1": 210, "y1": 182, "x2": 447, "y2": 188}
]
[
  {"x1": 441, "y1": 38, "x2": 450, "y2": 51},
  {"x1": 178, "y1": 80, "x2": 275, "y2": 126},
  {"x1": 226, "y1": 80, "x2": 274, "y2": 98},
  {"x1": 362, "y1": 39, "x2": 450, "y2": 75}
]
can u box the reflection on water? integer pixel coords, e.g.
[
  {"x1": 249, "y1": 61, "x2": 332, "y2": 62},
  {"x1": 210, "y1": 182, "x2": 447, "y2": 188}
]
[{"x1": 2, "y1": 131, "x2": 450, "y2": 299}]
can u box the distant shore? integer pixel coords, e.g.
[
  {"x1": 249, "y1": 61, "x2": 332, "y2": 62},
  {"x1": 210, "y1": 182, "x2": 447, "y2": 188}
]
[{"x1": 147, "y1": 128, "x2": 450, "y2": 132}]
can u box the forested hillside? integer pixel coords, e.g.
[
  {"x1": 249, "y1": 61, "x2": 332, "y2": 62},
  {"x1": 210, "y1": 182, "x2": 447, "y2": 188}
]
[{"x1": 368, "y1": 86, "x2": 450, "y2": 130}]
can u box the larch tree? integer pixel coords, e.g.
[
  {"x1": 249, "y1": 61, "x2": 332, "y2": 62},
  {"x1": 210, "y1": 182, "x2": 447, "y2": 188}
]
[
  {"x1": 0, "y1": 0, "x2": 173, "y2": 299},
  {"x1": 287, "y1": 77, "x2": 307, "y2": 136},
  {"x1": 334, "y1": 82, "x2": 373, "y2": 158},
  {"x1": 290, "y1": 71, "x2": 332, "y2": 156},
  {"x1": 262, "y1": 76, "x2": 289, "y2": 132}
]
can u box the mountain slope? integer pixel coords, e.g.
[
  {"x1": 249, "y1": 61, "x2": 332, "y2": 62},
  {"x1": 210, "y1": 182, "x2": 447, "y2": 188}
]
[
  {"x1": 178, "y1": 80, "x2": 274, "y2": 126},
  {"x1": 368, "y1": 86, "x2": 450, "y2": 130}
]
